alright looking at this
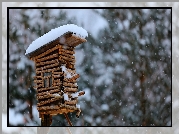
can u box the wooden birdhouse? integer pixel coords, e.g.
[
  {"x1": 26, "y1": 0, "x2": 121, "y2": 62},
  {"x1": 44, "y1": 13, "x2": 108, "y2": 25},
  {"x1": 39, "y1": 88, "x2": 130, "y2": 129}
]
[{"x1": 25, "y1": 24, "x2": 87, "y2": 126}]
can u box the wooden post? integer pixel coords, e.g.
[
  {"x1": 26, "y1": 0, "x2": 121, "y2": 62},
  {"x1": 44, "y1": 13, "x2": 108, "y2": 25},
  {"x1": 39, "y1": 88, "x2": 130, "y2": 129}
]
[
  {"x1": 64, "y1": 113, "x2": 73, "y2": 126},
  {"x1": 41, "y1": 114, "x2": 52, "y2": 126}
]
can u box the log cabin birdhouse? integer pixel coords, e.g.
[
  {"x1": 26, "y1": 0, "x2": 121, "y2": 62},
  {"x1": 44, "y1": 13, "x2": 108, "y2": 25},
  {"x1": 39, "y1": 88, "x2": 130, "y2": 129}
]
[{"x1": 25, "y1": 24, "x2": 87, "y2": 126}]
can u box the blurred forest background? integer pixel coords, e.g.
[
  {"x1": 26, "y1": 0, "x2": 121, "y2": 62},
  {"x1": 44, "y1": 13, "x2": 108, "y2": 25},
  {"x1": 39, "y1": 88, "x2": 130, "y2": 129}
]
[{"x1": 8, "y1": 8, "x2": 171, "y2": 127}]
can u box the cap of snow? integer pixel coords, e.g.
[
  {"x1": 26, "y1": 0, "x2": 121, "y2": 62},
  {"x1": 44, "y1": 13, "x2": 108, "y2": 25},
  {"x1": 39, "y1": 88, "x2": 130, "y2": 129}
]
[
  {"x1": 53, "y1": 93, "x2": 60, "y2": 96},
  {"x1": 76, "y1": 104, "x2": 80, "y2": 109},
  {"x1": 25, "y1": 24, "x2": 88, "y2": 55},
  {"x1": 61, "y1": 65, "x2": 67, "y2": 72},
  {"x1": 64, "y1": 93, "x2": 69, "y2": 101},
  {"x1": 71, "y1": 92, "x2": 79, "y2": 98},
  {"x1": 53, "y1": 93, "x2": 60, "y2": 98},
  {"x1": 61, "y1": 65, "x2": 77, "y2": 79}
]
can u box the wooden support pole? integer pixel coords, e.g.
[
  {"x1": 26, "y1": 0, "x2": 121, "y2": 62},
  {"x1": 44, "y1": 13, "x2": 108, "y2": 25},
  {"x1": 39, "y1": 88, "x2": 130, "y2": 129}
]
[
  {"x1": 66, "y1": 127, "x2": 73, "y2": 134},
  {"x1": 41, "y1": 114, "x2": 52, "y2": 126},
  {"x1": 64, "y1": 113, "x2": 73, "y2": 126}
]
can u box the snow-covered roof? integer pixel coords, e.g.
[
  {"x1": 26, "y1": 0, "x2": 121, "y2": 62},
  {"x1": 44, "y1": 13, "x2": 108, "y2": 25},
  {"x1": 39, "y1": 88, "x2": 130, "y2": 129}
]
[{"x1": 25, "y1": 24, "x2": 88, "y2": 55}]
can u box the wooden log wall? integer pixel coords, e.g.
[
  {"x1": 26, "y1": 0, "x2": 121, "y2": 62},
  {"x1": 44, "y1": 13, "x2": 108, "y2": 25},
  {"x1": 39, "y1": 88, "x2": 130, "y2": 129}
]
[
  {"x1": 58, "y1": 45, "x2": 80, "y2": 112},
  {"x1": 33, "y1": 47, "x2": 63, "y2": 113},
  {"x1": 33, "y1": 44, "x2": 82, "y2": 116}
]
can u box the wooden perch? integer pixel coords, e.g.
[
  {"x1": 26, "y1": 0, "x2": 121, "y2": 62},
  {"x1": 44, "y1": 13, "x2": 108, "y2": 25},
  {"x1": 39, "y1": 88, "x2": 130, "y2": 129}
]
[
  {"x1": 78, "y1": 91, "x2": 85, "y2": 96},
  {"x1": 76, "y1": 109, "x2": 81, "y2": 118}
]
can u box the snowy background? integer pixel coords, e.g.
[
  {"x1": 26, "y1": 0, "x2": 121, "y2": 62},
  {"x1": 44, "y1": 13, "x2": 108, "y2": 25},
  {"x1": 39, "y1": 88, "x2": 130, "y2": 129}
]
[{"x1": 2, "y1": 2, "x2": 178, "y2": 134}]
